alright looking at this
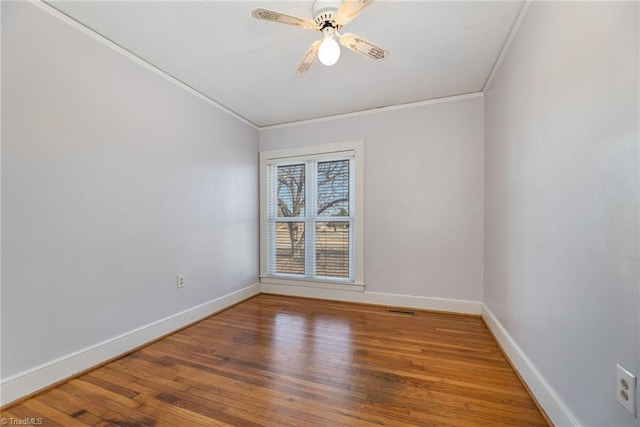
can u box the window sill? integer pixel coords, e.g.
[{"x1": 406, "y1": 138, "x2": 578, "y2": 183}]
[{"x1": 260, "y1": 276, "x2": 365, "y2": 292}]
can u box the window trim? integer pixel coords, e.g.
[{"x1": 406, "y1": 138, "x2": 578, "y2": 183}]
[{"x1": 259, "y1": 140, "x2": 365, "y2": 291}]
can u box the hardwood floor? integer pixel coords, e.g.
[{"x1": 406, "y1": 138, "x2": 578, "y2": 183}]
[{"x1": 2, "y1": 294, "x2": 549, "y2": 426}]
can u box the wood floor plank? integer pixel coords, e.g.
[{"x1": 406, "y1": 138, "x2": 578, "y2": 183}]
[
  {"x1": 40, "y1": 387, "x2": 111, "y2": 421},
  {"x1": 5, "y1": 403, "x2": 63, "y2": 427},
  {"x1": 4, "y1": 294, "x2": 549, "y2": 426},
  {"x1": 20, "y1": 398, "x2": 89, "y2": 427}
]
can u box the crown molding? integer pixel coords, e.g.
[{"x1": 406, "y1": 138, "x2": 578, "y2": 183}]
[{"x1": 259, "y1": 93, "x2": 484, "y2": 131}]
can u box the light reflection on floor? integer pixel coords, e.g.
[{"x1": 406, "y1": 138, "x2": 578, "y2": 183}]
[{"x1": 270, "y1": 311, "x2": 354, "y2": 405}]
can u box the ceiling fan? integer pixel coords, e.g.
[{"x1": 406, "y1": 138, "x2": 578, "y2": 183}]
[{"x1": 252, "y1": 0, "x2": 388, "y2": 73}]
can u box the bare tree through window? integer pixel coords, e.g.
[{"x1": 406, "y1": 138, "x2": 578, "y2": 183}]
[
  {"x1": 316, "y1": 160, "x2": 350, "y2": 277},
  {"x1": 275, "y1": 160, "x2": 350, "y2": 277},
  {"x1": 276, "y1": 164, "x2": 305, "y2": 274}
]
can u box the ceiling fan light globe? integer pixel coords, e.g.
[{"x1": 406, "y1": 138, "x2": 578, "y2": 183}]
[{"x1": 318, "y1": 37, "x2": 340, "y2": 66}]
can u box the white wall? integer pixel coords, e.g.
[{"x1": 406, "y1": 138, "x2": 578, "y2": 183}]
[
  {"x1": 260, "y1": 95, "x2": 484, "y2": 302},
  {"x1": 484, "y1": 2, "x2": 639, "y2": 426},
  {"x1": 1, "y1": 0, "x2": 258, "y2": 382}
]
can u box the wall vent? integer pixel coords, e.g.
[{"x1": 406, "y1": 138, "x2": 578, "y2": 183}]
[{"x1": 387, "y1": 309, "x2": 417, "y2": 316}]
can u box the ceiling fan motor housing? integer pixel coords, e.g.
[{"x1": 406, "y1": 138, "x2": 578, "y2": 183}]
[{"x1": 312, "y1": 0, "x2": 343, "y2": 28}]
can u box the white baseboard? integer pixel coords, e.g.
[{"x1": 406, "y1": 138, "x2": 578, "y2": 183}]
[
  {"x1": 0, "y1": 283, "x2": 261, "y2": 407},
  {"x1": 260, "y1": 282, "x2": 483, "y2": 315},
  {"x1": 481, "y1": 304, "x2": 579, "y2": 426}
]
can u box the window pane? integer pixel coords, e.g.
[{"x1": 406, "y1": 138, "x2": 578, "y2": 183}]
[
  {"x1": 315, "y1": 221, "x2": 349, "y2": 278},
  {"x1": 277, "y1": 164, "x2": 305, "y2": 217},
  {"x1": 317, "y1": 160, "x2": 349, "y2": 217},
  {"x1": 275, "y1": 222, "x2": 305, "y2": 275}
]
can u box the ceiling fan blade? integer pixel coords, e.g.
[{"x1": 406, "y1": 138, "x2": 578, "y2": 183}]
[
  {"x1": 252, "y1": 8, "x2": 317, "y2": 30},
  {"x1": 333, "y1": 0, "x2": 373, "y2": 27},
  {"x1": 297, "y1": 40, "x2": 321, "y2": 74},
  {"x1": 340, "y1": 33, "x2": 388, "y2": 62}
]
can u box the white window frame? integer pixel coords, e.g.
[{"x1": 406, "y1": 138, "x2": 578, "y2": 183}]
[{"x1": 260, "y1": 140, "x2": 364, "y2": 291}]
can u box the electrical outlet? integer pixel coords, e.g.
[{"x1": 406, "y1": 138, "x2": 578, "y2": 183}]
[
  {"x1": 616, "y1": 364, "x2": 636, "y2": 416},
  {"x1": 176, "y1": 275, "x2": 185, "y2": 288}
]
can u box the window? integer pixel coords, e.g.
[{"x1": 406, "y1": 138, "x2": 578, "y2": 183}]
[{"x1": 260, "y1": 140, "x2": 364, "y2": 290}]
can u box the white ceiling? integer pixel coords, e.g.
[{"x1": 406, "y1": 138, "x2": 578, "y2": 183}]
[{"x1": 48, "y1": 1, "x2": 524, "y2": 128}]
